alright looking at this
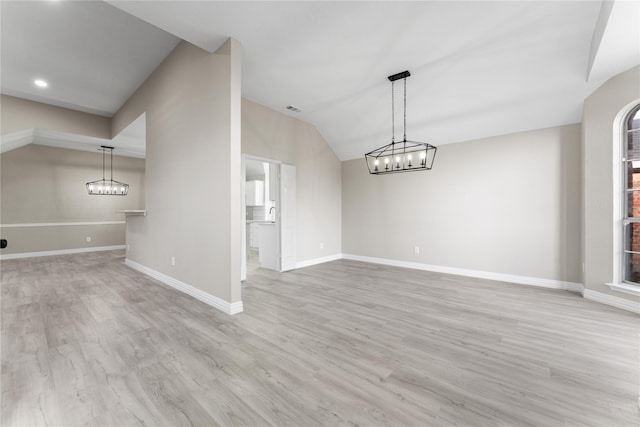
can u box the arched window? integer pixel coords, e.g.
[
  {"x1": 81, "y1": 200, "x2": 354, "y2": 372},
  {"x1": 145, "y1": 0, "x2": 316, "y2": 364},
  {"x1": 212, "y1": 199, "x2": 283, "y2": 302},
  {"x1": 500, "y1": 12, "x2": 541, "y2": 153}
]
[{"x1": 622, "y1": 104, "x2": 640, "y2": 285}]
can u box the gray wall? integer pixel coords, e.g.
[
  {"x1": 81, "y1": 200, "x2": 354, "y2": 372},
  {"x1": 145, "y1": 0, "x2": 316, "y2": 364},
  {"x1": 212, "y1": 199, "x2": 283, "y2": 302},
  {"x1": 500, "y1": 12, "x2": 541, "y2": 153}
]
[
  {"x1": 111, "y1": 39, "x2": 242, "y2": 304},
  {"x1": 582, "y1": 65, "x2": 640, "y2": 301},
  {"x1": 1, "y1": 94, "x2": 111, "y2": 138},
  {"x1": 342, "y1": 124, "x2": 582, "y2": 283},
  {"x1": 0, "y1": 144, "x2": 145, "y2": 255},
  {"x1": 242, "y1": 98, "x2": 342, "y2": 262}
]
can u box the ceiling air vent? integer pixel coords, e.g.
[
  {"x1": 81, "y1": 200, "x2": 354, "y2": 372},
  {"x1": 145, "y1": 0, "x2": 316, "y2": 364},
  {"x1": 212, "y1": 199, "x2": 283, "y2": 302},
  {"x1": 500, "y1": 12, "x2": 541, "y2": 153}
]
[{"x1": 285, "y1": 105, "x2": 301, "y2": 113}]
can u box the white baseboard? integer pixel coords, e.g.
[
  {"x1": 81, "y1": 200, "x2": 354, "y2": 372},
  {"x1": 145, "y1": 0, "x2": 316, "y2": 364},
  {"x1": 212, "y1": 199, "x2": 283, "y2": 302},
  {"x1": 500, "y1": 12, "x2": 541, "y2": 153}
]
[
  {"x1": 296, "y1": 253, "x2": 343, "y2": 269},
  {"x1": 342, "y1": 254, "x2": 584, "y2": 292},
  {"x1": 0, "y1": 245, "x2": 126, "y2": 260},
  {"x1": 583, "y1": 289, "x2": 640, "y2": 314},
  {"x1": 125, "y1": 259, "x2": 243, "y2": 315}
]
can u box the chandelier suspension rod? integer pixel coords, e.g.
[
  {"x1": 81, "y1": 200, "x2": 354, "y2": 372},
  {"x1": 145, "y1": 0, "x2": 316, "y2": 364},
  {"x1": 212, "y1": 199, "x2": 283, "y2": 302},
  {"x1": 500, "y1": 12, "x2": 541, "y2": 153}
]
[
  {"x1": 391, "y1": 80, "x2": 395, "y2": 144},
  {"x1": 403, "y1": 77, "x2": 407, "y2": 142}
]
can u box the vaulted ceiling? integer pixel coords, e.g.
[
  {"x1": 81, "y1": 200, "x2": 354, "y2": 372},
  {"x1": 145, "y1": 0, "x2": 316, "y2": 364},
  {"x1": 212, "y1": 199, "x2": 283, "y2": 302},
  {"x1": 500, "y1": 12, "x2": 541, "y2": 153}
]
[{"x1": 2, "y1": 1, "x2": 638, "y2": 160}]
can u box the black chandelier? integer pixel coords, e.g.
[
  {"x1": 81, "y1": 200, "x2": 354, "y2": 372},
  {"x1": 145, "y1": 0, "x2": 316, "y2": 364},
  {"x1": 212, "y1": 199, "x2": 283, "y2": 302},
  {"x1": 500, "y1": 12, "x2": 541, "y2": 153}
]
[
  {"x1": 365, "y1": 70, "x2": 437, "y2": 175},
  {"x1": 86, "y1": 146, "x2": 129, "y2": 196}
]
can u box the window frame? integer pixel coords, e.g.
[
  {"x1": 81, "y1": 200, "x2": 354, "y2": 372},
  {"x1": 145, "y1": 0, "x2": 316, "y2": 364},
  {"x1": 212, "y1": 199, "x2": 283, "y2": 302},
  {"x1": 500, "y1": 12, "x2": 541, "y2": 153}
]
[{"x1": 621, "y1": 104, "x2": 640, "y2": 287}]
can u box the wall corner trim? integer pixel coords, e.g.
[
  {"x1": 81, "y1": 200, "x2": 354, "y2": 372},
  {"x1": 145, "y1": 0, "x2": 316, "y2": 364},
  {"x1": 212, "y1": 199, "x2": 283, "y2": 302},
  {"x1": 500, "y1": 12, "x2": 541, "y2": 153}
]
[
  {"x1": 0, "y1": 245, "x2": 126, "y2": 260},
  {"x1": 124, "y1": 259, "x2": 243, "y2": 315},
  {"x1": 296, "y1": 253, "x2": 343, "y2": 269},
  {"x1": 584, "y1": 289, "x2": 640, "y2": 314}
]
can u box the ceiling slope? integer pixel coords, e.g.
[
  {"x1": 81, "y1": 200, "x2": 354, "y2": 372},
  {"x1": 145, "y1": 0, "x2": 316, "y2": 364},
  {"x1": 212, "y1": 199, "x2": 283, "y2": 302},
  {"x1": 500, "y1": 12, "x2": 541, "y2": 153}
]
[
  {"x1": 108, "y1": 1, "x2": 604, "y2": 160},
  {"x1": 587, "y1": 0, "x2": 640, "y2": 96},
  {"x1": 6, "y1": 1, "x2": 638, "y2": 161},
  {"x1": 0, "y1": 0, "x2": 180, "y2": 116}
]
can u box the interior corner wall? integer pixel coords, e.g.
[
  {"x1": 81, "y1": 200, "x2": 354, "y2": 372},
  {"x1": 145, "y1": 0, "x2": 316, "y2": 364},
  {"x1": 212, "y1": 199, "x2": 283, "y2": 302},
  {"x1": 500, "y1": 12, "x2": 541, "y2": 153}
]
[
  {"x1": 342, "y1": 124, "x2": 582, "y2": 283},
  {"x1": 0, "y1": 95, "x2": 111, "y2": 138},
  {"x1": 111, "y1": 39, "x2": 242, "y2": 304},
  {"x1": 582, "y1": 65, "x2": 640, "y2": 301},
  {"x1": 241, "y1": 98, "x2": 342, "y2": 263},
  {"x1": 0, "y1": 144, "x2": 145, "y2": 255}
]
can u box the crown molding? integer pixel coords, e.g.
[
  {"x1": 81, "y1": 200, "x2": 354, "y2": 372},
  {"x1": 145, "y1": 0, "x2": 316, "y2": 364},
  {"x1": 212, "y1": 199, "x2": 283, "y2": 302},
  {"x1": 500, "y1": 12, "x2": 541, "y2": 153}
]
[{"x1": 0, "y1": 128, "x2": 145, "y2": 158}]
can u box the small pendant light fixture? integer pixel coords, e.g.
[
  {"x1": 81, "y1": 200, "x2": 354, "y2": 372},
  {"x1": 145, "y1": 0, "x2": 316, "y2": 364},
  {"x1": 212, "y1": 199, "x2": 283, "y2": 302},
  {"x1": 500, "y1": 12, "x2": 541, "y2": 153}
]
[
  {"x1": 365, "y1": 70, "x2": 437, "y2": 174},
  {"x1": 86, "y1": 145, "x2": 129, "y2": 196}
]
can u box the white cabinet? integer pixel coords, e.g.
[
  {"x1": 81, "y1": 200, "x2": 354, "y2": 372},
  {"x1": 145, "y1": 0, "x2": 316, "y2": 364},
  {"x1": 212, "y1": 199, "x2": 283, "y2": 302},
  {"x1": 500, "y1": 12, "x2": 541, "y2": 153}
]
[
  {"x1": 245, "y1": 180, "x2": 265, "y2": 206},
  {"x1": 248, "y1": 223, "x2": 259, "y2": 249},
  {"x1": 258, "y1": 223, "x2": 279, "y2": 271}
]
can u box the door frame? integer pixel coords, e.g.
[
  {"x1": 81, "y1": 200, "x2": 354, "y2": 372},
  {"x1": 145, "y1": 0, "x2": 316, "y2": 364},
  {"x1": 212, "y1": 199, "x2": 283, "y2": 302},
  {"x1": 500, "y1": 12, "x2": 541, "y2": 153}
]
[{"x1": 241, "y1": 154, "x2": 296, "y2": 280}]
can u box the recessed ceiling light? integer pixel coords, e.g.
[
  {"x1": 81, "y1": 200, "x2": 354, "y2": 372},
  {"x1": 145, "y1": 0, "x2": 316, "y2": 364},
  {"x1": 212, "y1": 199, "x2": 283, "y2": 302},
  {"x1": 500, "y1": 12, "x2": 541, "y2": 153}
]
[{"x1": 34, "y1": 79, "x2": 48, "y2": 88}]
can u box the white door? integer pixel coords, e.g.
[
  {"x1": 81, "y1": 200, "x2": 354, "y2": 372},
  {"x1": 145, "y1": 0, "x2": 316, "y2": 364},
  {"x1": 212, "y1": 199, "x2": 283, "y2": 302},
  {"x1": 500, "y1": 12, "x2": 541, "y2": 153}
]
[{"x1": 280, "y1": 163, "x2": 296, "y2": 271}]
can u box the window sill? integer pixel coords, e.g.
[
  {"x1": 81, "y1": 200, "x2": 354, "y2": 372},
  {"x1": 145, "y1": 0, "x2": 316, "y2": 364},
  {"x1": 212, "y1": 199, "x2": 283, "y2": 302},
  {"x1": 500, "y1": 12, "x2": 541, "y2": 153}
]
[{"x1": 606, "y1": 282, "x2": 640, "y2": 296}]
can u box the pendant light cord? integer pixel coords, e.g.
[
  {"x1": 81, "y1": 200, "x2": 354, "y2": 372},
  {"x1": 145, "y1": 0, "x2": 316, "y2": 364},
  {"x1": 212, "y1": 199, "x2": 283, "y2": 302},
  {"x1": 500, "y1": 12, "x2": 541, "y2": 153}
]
[
  {"x1": 403, "y1": 77, "x2": 407, "y2": 142},
  {"x1": 110, "y1": 148, "x2": 113, "y2": 181},
  {"x1": 391, "y1": 80, "x2": 395, "y2": 143},
  {"x1": 102, "y1": 148, "x2": 105, "y2": 181}
]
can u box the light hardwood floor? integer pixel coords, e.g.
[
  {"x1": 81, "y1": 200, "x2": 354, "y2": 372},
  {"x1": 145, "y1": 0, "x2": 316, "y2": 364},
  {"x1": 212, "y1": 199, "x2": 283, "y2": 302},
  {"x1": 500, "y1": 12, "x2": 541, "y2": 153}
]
[{"x1": 1, "y1": 250, "x2": 638, "y2": 426}]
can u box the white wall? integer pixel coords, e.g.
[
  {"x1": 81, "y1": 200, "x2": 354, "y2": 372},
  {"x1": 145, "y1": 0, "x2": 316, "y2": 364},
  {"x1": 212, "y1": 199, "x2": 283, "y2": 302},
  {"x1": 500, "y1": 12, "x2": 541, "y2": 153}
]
[
  {"x1": 582, "y1": 65, "x2": 640, "y2": 301},
  {"x1": 242, "y1": 99, "x2": 342, "y2": 263},
  {"x1": 342, "y1": 124, "x2": 582, "y2": 283},
  {"x1": 111, "y1": 39, "x2": 242, "y2": 306}
]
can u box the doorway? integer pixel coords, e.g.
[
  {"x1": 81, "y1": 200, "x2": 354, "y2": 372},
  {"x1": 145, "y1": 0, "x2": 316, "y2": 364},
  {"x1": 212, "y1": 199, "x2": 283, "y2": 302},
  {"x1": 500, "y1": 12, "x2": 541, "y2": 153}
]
[{"x1": 241, "y1": 155, "x2": 296, "y2": 280}]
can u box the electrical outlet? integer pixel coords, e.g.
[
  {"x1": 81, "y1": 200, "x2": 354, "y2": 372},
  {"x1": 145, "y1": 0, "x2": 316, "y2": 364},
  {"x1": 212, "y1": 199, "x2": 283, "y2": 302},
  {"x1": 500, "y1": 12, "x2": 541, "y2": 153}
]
[
  {"x1": 320, "y1": 242, "x2": 324, "y2": 249},
  {"x1": 414, "y1": 246, "x2": 420, "y2": 254},
  {"x1": 86, "y1": 236, "x2": 92, "y2": 242},
  {"x1": 171, "y1": 256, "x2": 176, "y2": 266}
]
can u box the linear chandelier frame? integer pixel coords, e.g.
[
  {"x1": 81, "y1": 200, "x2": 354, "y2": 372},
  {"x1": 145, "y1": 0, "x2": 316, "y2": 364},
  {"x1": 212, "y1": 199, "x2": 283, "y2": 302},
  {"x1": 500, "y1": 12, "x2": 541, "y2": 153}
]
[
  {"x1": 365, "y1": 70, "x2": 437, "y2": 175},
  {"x1": 86, "y1": 145, "x2": 129, "y2": 196}
]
